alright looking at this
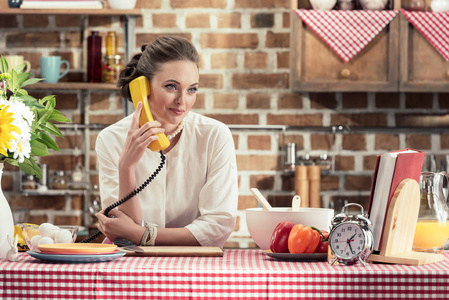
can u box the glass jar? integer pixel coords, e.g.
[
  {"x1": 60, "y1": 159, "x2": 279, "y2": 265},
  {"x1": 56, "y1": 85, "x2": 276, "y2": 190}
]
[
  {"x1": 316, "y1": 153, "x2": 332, "y2": 173},
  {"x1": 51, "y1": 171, "x2": 68, "y2": 190},
  {"x1": 22, "y1": 174, "x2": 36, "y2": 190},
  {"x1": 106, "y1": 31, "x2": 118, "y2": 56},
  {"x1": 101, "y1": 55, "x2": 123, "y2": 83}
]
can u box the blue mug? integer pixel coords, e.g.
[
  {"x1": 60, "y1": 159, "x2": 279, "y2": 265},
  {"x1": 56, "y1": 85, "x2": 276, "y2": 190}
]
[{"x1": 40, "y1": 56, "x2": 70, "y2": 83}]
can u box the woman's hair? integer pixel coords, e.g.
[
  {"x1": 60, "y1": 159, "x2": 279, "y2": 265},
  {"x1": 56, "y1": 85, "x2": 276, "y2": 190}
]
[{"x1": 118, "y1": 35, "x2": 200, "y2": 100}]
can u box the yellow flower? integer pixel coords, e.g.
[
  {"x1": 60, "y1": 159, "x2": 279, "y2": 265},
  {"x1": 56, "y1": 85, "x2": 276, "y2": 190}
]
[{"x1": 0, "y1": 105, "x2": 21, "y2": 157}]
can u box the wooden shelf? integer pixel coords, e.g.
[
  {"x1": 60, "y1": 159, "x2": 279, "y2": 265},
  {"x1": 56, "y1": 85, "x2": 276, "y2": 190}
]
[
  {"x1": 27, "y1": 82, "x2": 119, "y2": 90},
  {"x1": 0, "y1": 8, "x2": 141, "y2": 16},
  {"x1": 21, "y1": 189, "x2": 87, "y2": 196}
]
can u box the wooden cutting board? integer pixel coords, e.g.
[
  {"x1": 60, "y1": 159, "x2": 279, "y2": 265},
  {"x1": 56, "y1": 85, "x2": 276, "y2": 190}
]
[{"x1": 120, "y1": 246, "x2": 223, "y2": 257}]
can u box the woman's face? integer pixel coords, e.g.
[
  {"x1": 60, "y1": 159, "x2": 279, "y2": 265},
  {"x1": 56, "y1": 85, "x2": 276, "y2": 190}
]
[{"x1": 148, "y1": 60, "x2": 199, "y2": 130}]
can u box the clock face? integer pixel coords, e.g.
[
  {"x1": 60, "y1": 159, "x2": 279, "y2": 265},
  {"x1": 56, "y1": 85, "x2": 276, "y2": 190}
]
[{"x1": 330, "y1": 222, "x2": 365, "y2": 260}]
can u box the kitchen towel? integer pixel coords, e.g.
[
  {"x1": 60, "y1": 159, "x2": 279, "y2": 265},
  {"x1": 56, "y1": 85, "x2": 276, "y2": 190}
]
[
  {"x1": 295, "y1": 9, "x2": 399, "y2": 62},
  {"x1": 401, "y1": 9, "x2": 449, "y2": 61}
]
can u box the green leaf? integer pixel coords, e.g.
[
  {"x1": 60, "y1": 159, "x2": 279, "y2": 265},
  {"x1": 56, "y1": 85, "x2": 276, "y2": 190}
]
[
  {"x1": 38, "y1": 121, "x2": 64, "y2": 137},
  {"x1": 17, "y1": 72, "x2": 30, "y2": 85},
  {"x1": 13, "y1": 64, "x2": 27, "y2": 75},
  {"x1": 9, "y1": 69, "x2": 19, "y2": 94},
  {"x1": 0, "y1": 56, "x2": 8, "y2": 74},
  {"x1": 36, "y1": 132, "x2": 60, "y2": 152},
  {"x1": 21, "y1": 77, "x2": 43, "y2": 88},
  {"x1": 18, "y1": 157, "x2": 42, "y2": 179},
  {"x1": 48, "y1": 110, "x2": 71, "y2": 123},
  {"x1": 30, "y1": 139, "x2": 50, "y2": 157},
  {"x1": 16, "y1": 89, "x2": 29, "y2": 97},
  {"x1": 22, "y1": 97, "x2": 45, "y2": 108}
]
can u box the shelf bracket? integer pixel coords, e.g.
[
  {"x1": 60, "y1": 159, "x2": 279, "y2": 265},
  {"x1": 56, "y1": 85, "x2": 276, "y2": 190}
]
[{"x1": 122, "y1": 14, "x2": 136, "y2": 116}]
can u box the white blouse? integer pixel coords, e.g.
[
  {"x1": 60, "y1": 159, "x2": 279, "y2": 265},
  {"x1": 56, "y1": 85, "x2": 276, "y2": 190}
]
[{"x1": 95, "y1": 111, "x2": 238, "y2": 247}]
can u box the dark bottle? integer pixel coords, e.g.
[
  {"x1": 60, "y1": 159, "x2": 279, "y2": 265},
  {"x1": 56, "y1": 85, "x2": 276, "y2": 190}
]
[{"x1": 87, "y1": 31, "x2": 102, "y2": 83}]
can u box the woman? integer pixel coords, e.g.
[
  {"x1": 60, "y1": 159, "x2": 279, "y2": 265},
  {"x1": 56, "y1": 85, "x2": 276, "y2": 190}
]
[{"x1": 95, "y1": 36, "x2": 238, "y2": 247}]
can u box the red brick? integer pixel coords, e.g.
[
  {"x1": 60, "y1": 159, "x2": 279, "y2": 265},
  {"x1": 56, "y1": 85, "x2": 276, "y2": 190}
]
[
  {"x1": 217, "y1": 13, "x2": 241, "y2": 28},
  {"x1": 206, "y1": 114, "x2": 259, "y2": 125},
  {"x1": 55, "y1": 15, "x2": 81, "y2": 27},
  {"x1": 201, "y1": 33, "x2": 258, "y2": 49},
  {"x1": 186, "y1": 13, "x2": 210, "y2": 28},
  {"x1": 405, "y1": 93, "x2": 433, "y2": 109},
  {"x1": 342, "y1": 93, "x2": 368, "y2": 109},
  {"x1": 321, "y1": 175, "x2": 339, "y2": 191},
  {"x1": 211, "y1": 53, "x2": 238, "y2": 69},
  {"x1": 23, "y1": 15, "x2": 49, "y2": 28},
  {"x1": 7, "y1": 32, "x2": 60, "y2": 48},
  {"x1": 153, "y1": 13, "x2": 177, "y2": 28},
  {"x1": 247, "y1": 93, "x2": 271, "y2": 109},
  {"x1": 213, "y1": 93, "x2": 239, "y2": 109},
  {"x1": 310, "y1": 93, "x2": 337, "y2": 109},
  {"x1": 200, "y1": 74, "x2": 223, "y2": 89},
  {"x1": 0, "y1": 16, "x2": 18, "y2": 28},
  {"x1": 342, "y1": 134, "x2": 366, "y2": 151},
  {"x1": 244, "y1": 52, "x2": 268, "y2": 69},
  {"x1": 90, "y1": 93, "x2": 111, "y2": 110},
  {"x1": 375, "y1": 93, "x2": 400, "y2": 108},
  {"x1": 281, "y1": 174, "x2": 295, "y2": 191},
  {"x1": 267, "y1": 113, "x2": 323, "y2": 126},
  {"x1": 331, "y1": 113, "x2": 388, "y2": 126},
  {"x1": 363, "y1": 155, "x2": 378, "y2": 171},
  {"x1": 250, "y1": 175, "x2": 275, "y2": 190},
  {"x1": 54, "y1": 215, "x2": 82, "y2": 226},
  {"x1": 171, "y1": 0, "x2": 227, "y2": 8},
  {"x1": 282, "y1": 12, "x2": 290, "y2": 28},
  {"x1": 88, "y1": 16, "x2": 114, "y2": 28},
  {"x1": 374, "y1": 134, "x2": 399, "y2": 150},
  {"x1": 234, "y1": 0, "x2": 290, "y2": 9},
  {"x1": 345, "y1": 175, "x2": 372, "y2": 191},
  {"x1": 396, "y1": 114, "x2": 449, "y2": 127},
  {"x1": 266, "y1": 31, "x2": 289, "y2": 48},
  {"x1": 236, "y1": 155, "x2": 279, "y2": 170},
  {"x1": 405, "y1": 134, "x2": 432, "y2": 150},
  {"x1": 441, "y1": 134, "x2": 449, "y2": 149},
  {"x1": 232, "y1": 73, "x2": 289, "y2": 89},
  {"x1": 250, "y1": 13, "x2": 274, "y2": 28},
  {"x1": 277, "y1": 52, "x2": 289, "y2": 68},
  {"x1": 193, "y1": 93, "x2": 205, "y2": 109},
  {"x1": 439, "y1": 93, "x2": 449, "y2": 108},
  {"x1": 136, "y1": 33, "x2": 192, "y2": 50},
  {"x1": 278, "y1": 93, "x2": 303, "y2": 109},
  {"x1": 89, "y1": 114, "x2": 123, "y2": 125},
  {"x1": 248, "y1": 135, "x2": 271, "y2": 150},
  {"x1": 334, "y1": 155, "x2": 355, "y2": 171},
  {"x1": 136, "y1": 0, "x2": 162, "y2": 8},
  {"x1": 269, "y1": 194, "x2": 293, "y2": 207},
  {"x1": 310, "y1": 134, "x2": 333, "y2": 150},
  {"x1": 238, "y1": 195, "x2": 258, "y2": 210}
]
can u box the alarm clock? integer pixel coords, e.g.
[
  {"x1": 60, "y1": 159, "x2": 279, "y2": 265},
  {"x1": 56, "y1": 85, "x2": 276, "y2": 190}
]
[{"x1": 329, "y1": 203, "x2": 374, "y2": 266}]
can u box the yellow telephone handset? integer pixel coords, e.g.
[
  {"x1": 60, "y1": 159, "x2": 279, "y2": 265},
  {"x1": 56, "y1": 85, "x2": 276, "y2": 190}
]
[{"x1": 129, "y1": 76, "x2": 170, "y2": 151}]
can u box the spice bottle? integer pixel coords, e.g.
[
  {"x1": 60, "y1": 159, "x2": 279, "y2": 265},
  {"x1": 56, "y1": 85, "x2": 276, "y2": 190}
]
[
  {"x1": 87, "y1": 31, "x2": 102, "y2": 83},
  {"x1": 106, "y1": 31, "x2": 118, "y2": 56},
  {"x1": 101, "y1": 55, "x2": 123, "y2": 83},
  {"x1": 51, "y1": 171, "x2": 68, "y2": 190}
]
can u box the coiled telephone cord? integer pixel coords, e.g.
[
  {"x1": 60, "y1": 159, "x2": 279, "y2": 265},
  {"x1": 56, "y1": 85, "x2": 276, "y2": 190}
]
[{"x1": 80, "y1": 151, "x2": 166, "y2": 243}]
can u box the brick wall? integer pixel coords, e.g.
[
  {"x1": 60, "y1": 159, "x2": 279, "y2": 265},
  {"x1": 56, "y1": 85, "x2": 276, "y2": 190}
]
[{"x1": 1, "y1": 0, "x2": 448, "y2": 248}]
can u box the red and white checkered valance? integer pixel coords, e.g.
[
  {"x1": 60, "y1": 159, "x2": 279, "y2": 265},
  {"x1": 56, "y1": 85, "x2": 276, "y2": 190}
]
[
  {"x1": 295, "y1": 9, "x2": 399, "y2": 62},
  {"x1": 401, "y1": 9, "x2": 449, "y2": 61}
]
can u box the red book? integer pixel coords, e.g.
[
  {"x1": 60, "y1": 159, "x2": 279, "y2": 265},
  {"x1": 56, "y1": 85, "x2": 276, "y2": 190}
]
[{"x1": 368, "y1": 148, "x2": 425, "y2": 252}]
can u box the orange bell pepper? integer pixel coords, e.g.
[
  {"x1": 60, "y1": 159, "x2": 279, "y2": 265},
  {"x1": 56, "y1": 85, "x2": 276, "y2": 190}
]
[{"x1": 288, "y1": 224, "x2": 320, "y2": 254}]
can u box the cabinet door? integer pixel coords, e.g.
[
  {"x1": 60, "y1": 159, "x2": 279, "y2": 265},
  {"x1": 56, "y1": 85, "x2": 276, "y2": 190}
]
[
  {"x1": 290, "y1": 11, "x2": 399, "y2": 92},
  {"x1": 399, "y1": 14, "x2": 449, "y2": 92}
]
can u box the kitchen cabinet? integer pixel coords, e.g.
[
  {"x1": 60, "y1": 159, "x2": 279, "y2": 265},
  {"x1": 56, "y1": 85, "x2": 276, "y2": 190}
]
[
  {"x1": 290, "y1": 2, "x2": 449, "y2": 92},
  {"x1": 399, "y1": 13, "x2": 449, "y2": 92},
  {"x1": 0, "y1": 8, "x2": 141, "y2": 225},
  {"x1": 290, "y1": 2, "x2": 399, "y2": 92}
]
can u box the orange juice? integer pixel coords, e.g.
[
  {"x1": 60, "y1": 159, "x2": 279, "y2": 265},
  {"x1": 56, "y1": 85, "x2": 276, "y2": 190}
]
[{"x1": 413, "y1": 220, "x2": 449, "y2": 250}]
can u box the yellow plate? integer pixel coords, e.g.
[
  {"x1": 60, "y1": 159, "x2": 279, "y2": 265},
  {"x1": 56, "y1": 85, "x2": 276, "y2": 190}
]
[{"x1": 38, "y1": 243, "x2": 117, "y2": 254}]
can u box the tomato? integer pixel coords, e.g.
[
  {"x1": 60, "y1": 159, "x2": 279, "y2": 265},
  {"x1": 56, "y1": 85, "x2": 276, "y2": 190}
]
[
  {"x1": 288, "y1": 224, "x2": 320, "y2": 254},
  {"x1": 314, "y1": 229, "x2": 329, "y2": 253},
  {"x1": 270, "y1": 221, "x2": 294, "y2": 253}
]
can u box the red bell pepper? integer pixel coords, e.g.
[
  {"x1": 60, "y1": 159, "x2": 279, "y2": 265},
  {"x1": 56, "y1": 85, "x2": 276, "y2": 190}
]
[{"x1": 270, "y1": 221, "x2": 294, "y2": 253}]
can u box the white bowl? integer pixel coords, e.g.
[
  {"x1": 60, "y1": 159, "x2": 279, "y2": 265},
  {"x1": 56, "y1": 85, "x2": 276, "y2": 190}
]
[
  {"x1": 108, "y1": 0, "x2": 136, "y2": 9},
  {"x1": 246, "y1": 207, "x2": 334, "y2": 250}
]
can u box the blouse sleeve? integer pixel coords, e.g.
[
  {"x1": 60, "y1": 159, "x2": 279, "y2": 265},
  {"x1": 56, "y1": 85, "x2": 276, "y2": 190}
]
[{"x1": 185, "y1": 125, "x2": 238, "y2": 247}]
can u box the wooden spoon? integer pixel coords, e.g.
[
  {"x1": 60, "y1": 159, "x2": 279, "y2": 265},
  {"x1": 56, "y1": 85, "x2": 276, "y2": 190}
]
[{"x1": 250, "y1": 188, "x2": 273, "y2": 211}]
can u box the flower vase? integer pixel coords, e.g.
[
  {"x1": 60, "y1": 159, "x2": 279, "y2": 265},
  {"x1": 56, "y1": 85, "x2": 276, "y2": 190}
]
[{"x1": 0, "y1": 163, "x2": 15, "y2": 259}]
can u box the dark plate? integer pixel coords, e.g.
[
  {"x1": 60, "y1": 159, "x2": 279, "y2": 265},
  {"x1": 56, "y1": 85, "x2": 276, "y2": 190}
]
[{"x1": 263, "y1": 250, "x2": 327, "y2": 261}]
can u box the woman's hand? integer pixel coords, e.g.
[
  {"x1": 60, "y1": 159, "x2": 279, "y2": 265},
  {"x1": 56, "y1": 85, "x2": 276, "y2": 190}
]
[
  {"x1": 96, "y1": 209, "x2": 145, "y2": 245},
  {"x1": 120, "y1": 102, "x2": 165, "y2": 169}
]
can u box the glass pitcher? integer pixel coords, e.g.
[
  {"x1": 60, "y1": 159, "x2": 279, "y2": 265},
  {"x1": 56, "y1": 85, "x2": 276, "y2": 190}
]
[{"x1": 413, "y1": 171, "x2": 449, "y2": 252}]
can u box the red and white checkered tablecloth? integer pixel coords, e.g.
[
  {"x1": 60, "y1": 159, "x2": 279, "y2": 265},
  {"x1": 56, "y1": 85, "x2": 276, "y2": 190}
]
[
  {"x1": 295, "y1": 9, "x2": 399, "y2": 62},
  {"x1": 1, "y1": 249, "x2": 449, "y2": 299},
  {"x1": 401, "y1": 9, "x2": 449, "y2": 61}
]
